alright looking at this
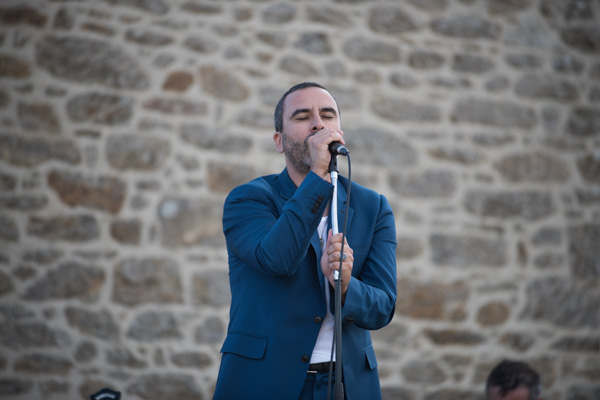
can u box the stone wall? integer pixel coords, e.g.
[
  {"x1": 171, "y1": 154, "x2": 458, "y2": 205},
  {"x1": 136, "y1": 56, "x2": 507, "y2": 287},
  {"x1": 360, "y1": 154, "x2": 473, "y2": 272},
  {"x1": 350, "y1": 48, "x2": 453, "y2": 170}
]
[{"x1": 0, "y1": 0, "x2": 599, "y2": 399}]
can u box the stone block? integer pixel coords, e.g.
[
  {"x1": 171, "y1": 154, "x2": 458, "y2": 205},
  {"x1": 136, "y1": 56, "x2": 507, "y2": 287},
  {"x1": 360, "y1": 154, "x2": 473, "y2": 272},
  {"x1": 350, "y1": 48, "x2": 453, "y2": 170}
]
[
  {"x1": 22, "y1": 261, "x2": 105, "y2": 301},
  {"x1": 27, "y1": 215, "x2": 99, "y2": 242},
  {"x1": 48, "y1": 170, "x2": 126, "y2": 214},
  {"x1": 113, "y1": 257, "x2": 183, "y2": 306},
  {"x1": 430, "y1": 233, "x2": 506, "y2": 267},
  {"x1": 36, "y1": 36, "x2": 149, "y2": 90}
]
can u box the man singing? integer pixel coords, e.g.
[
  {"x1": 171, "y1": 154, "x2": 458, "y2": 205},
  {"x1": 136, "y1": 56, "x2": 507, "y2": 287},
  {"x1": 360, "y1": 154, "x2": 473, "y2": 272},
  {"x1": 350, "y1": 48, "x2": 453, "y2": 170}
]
[{"x1": 213, "y1": 82, "x2": 397, "y2": 400}]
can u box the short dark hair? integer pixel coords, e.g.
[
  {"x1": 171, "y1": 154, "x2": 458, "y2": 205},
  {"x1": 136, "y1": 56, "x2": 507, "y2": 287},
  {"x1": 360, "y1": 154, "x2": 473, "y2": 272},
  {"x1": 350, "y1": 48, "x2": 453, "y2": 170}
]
[
  {"x1": 273, "y1": 82, "x2": 338, "y2": 132},
  {"x1": 486, "y1": 360, "x2": 541, "y2": 400}
]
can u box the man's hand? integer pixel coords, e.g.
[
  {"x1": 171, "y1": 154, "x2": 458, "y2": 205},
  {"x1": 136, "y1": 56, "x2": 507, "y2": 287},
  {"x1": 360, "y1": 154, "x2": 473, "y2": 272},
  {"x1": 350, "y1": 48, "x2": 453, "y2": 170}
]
[
  {"x1": 320, "y1": 230, "x2": 353, "y2": 303},
  {"x1": 307, "y1": 129, "x2": 344, "y2": 181}
]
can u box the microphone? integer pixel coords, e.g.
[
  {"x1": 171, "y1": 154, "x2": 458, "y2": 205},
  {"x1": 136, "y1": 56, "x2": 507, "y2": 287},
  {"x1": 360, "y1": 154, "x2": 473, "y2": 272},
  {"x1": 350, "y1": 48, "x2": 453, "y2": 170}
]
[{"x1": 329, "y1": 141, "x2": 349, "y2": 156}]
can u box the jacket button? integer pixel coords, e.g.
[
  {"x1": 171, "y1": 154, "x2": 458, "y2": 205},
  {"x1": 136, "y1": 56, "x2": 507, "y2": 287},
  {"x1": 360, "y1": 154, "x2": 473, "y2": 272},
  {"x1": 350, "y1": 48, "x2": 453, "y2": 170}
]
[
  {"x1": 314, "y1": 316, "x2": 322, "y2": 324},
  {"x1": 344, "y1": 316, "x2": 355, "y2": 323},
  {"x1": 301, "y1": 355, "x2": 310, "y2": 363}
]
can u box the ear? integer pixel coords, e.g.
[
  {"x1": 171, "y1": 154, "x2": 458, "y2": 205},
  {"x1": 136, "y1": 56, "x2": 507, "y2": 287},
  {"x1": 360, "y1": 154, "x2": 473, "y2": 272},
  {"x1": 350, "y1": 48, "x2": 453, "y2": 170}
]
[{"x1": 273, "y1": 132, "x2": 284, "y2": 153}]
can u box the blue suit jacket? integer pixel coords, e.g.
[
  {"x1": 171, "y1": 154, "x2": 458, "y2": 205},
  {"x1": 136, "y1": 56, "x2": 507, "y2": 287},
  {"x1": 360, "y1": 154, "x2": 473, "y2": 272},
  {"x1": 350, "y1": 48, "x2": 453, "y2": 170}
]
[{"x1": 214, "y1": 169, "x2": 397, "y2": 400}]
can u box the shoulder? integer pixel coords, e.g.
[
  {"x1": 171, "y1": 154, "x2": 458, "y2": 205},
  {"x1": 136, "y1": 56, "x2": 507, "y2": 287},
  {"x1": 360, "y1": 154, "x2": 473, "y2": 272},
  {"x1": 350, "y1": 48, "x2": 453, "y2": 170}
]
[{"x1": 225, "y1": 174, "x2": 279, "y2": 204}]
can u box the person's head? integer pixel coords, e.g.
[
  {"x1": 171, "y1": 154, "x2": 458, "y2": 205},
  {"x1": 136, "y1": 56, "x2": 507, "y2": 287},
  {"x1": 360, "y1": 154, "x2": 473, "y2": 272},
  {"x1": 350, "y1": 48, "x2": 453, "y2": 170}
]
[
  {"x1": 273, "y1": 82, "x2": 340, "y2": 133},
  {"x1": 272, "y1": 82, "x2": 341, "y2": 176},
  {"x1": 486, "y1": 360, "x2": 542, "y2": 400}
]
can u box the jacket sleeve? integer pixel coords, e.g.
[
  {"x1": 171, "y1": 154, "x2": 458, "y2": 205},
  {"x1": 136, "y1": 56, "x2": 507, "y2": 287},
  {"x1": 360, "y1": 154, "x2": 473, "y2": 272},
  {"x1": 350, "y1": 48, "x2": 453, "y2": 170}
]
[
  {"x1": 223, "y1": 172, "x2": 333, "y2": 277},
  {"x1": 339, "y1": 194, "x2": 397, "y2": 331}
]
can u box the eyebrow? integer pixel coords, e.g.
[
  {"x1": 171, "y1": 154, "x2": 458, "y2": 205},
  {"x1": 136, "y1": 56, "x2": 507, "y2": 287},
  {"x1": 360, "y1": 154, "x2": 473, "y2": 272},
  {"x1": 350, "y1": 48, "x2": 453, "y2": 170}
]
[{"x1": 289, "y1": 107, "x2": 338, "y2": 119}]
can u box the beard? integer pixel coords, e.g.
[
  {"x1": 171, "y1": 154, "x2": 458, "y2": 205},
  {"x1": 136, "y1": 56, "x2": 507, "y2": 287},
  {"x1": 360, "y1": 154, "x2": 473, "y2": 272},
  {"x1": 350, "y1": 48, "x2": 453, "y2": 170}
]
[{"x1": 281, "y1": 132, "x2": 312, "y2": 175}]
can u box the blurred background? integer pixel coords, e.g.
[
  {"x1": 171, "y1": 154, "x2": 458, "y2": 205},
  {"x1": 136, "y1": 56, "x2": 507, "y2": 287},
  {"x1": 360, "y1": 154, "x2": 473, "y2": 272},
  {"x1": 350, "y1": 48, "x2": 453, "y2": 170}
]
[{"x1": 0, "y1": 0, "x2": 599, "y2": 399}]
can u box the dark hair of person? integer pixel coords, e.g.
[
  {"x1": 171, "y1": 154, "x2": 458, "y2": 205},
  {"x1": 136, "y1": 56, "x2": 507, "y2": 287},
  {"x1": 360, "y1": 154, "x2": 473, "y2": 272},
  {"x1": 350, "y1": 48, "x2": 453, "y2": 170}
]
[
  {"x1": 486, "y1": 360, "x2": 541, "y2": 400},
  {"x1": 273, "y1": 82, "x2": 339, "y2": 133}
]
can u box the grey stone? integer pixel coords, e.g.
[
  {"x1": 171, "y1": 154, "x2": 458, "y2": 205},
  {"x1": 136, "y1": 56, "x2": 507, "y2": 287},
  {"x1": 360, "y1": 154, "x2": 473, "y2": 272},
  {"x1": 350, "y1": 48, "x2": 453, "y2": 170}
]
[
  {"x1": 158, "y1": 196, "x2": 224, "y2": 247},
  {"x1": 428, "y1": 146, "x2": 485, "y2": 165},
  {"x1": 183, "y1": 36, "x2": 219, "y2": 54},
  {"x1": 368, "y1": 5, "x2": 417, "y2": 34},
  {"x1": 551, "y1": 336, "x2": 600, "y2": 352},
  {"x1": 36, "y1": 36, "x2": 149, "y2": 90},
  {"x1": 74, "y1": 341, "x2": 97, "y2": 363},
  {"x1": 306, "y1": 6, "x2": 352, "y2": 27},
  {"x1": 0, "y1": 321, "x2": 70, "y2": 349},
  {"x1": 192, "y1": 269, "x2": 230, "y2": 307},
  {"x1": 294, "y1": 33, "x2": 332, "y2": 54},
  {"x1": 372, "y1": 97, "x2": 441, "y2": 122},
  {"x1": 113, "y1": 257, "x2": 183, "y2": 306},
  {"x1": 452, "y1": 53, "x2": 494, "y2": 74},
  {"x1": 566, "y1": 107, "x2": 600, "y2": 136},
  {"x1": 22, "y1": 248, "x2": 63, "y2": 264},
  {"x1": 390, "y1": 170, "x2": 456, "y2": 198},
  {"x1": 125, "y1": 28, "x2": 174, "y2": 46},
  {"x1": 0, "y1": 215, "x2": 19, "y2": 242},
  {"x1": 0, "y1": 54, "x2": 31, "y2": 79},
  {"x1": 401, "y1": 359, "x2": 446, "y2": 384},
  {"x1": 494, "y1": 151, "x2": 570, "y2": 183},
  {"x1": 577, "y1": 153, "x2": 600, "y2": 183},
  {"x1": 127, "y1": 311, "x2": 181, "y2": 341},
  {"x1": 279, "y1": 55, "x2": 319, "y2": 76},
  {"x1": 565, "y1": 385, "x2": 600, "y2": 400},
  {"x1": 194, "y1": 316, "x2": 225, "y2": 344},
  {"x1": 499, "y1": 332, "x2": 535, "y2": 352},
  {"x1": 103, "y1": 0, "x2": 169, "y2": 14},
  {"x1": 431, "y1": 15, "x2": 501, "y2": 40},
  {"x1": 560, "y1": 27, "x2": 600, "y2": 53},
  {"x1": 181, "y1": 124, "x2": 252, "y2": 152},
  {"x1": 67, "y1": 92, "x2": 134, "y2": 125},
  {"x1": 110, "y1": 219, "x2": 141, "y2": 245},
  {"x1": 262, "y1": 3, "x2": 296, "y2": 24},
  {"x1": 430, "y1": 233, "x2": 506, "y2": 267},
  {"x1": 409, "y1": 51, "x2": 445, "y2": 70},
  {"x1": 568, "y1": 224, "x2": 600, "y2": 279},
  {"x1": 452, "y1": 98, "x2": 536, "y2": 128},
  {"x1": 395, "y1": 235, "x2": 423, "y2": 259},
  {"x1": 22, "y1": 261, "x2": 105, "y2": 301},
  {"x1": 505, "y1": 53, "x2": 543, "y2": 69},
  {"x1": 171, "y1": 351, "x2": 212, "y2": 369},
  {"x1": 65, "y1": 307, "x2": 119, "y2": 340},
  {"x1": 343, "y1": 126, "x2": 418, "y2": 167},
  {"x1": 27, "y1": 215, "x2": 99, "y2": 242},
  {"x1": 553, "y1": 53, "x2": 584, "y2": 74},
  {"x1": 515, "y1": 74, "x2": 579, "y2": 102},
  {"x1": 142, "y1": 97, "x2": 208, "y2": 116},
  {"x1": 464, "y1": 190, "x2": 554, "y2": 221},
  {"x1": 0, "y1": 5, "x2": 47, "y2": 27},
  {"x1": 106, "y1": 134, "x2": 170, "y2": 171},
  {"x1": 520, "y1": 277, "x2": 600, "y2": 328},
  {"x1": 127, "y1": 373, "x2": 204, "y2": 400},
  {"x1": 206, "y1": 161, "x2": 257, "y2": 194},
  {"x1": 487, "y1": 0, "x2": 532, "y2": 15},
  {"x1": 0, "y1": 271, "x2": 14, "y2": 296},
  {"x1": 0, "y1": 134, "x2": 80, "y2": 167},
  {"x1": 532, "y1": 227, "x2": 562, "y2": 246},
  {"x1": 106, "y1": 348, "x2": 147, "y2": 368},
  {"x1": 18, "y1": 102, "x2": 60, "y2": 134},
  {"x1": 14, "y1": 353, "x2": 73, "y2": 375},
  {"x1": 0, "y1": 194, "x2": 48, "y2": 211},
  {"x1": 396, "y1": 278, "x2": 468, "y2": 321},
  {"x1": 343, "y1": 36, "x2": 401, "y2": 63},
  {"x1": 200, "y1": 66, "x2": 249, "y2": 101},
  {"x1": 0, "y1": 378, "x2": 33, "y2": 397},
  {"x1": 423, "y1": 329, "x2": 486, "y2": 346}
]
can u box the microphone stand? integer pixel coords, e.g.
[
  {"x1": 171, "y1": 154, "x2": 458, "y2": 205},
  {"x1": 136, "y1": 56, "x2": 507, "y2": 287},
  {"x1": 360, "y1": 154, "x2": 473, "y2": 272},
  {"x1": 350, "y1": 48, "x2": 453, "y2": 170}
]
[{"x1": 328, "y1": 154, "x2": 344, "y2": 400}]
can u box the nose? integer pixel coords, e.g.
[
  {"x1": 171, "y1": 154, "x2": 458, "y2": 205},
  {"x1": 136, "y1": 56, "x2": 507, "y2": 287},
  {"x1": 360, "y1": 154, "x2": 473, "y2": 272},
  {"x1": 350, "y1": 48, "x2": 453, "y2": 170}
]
[{"x1": 311, "y1": 116, "x2": 324, "y2": 132}]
